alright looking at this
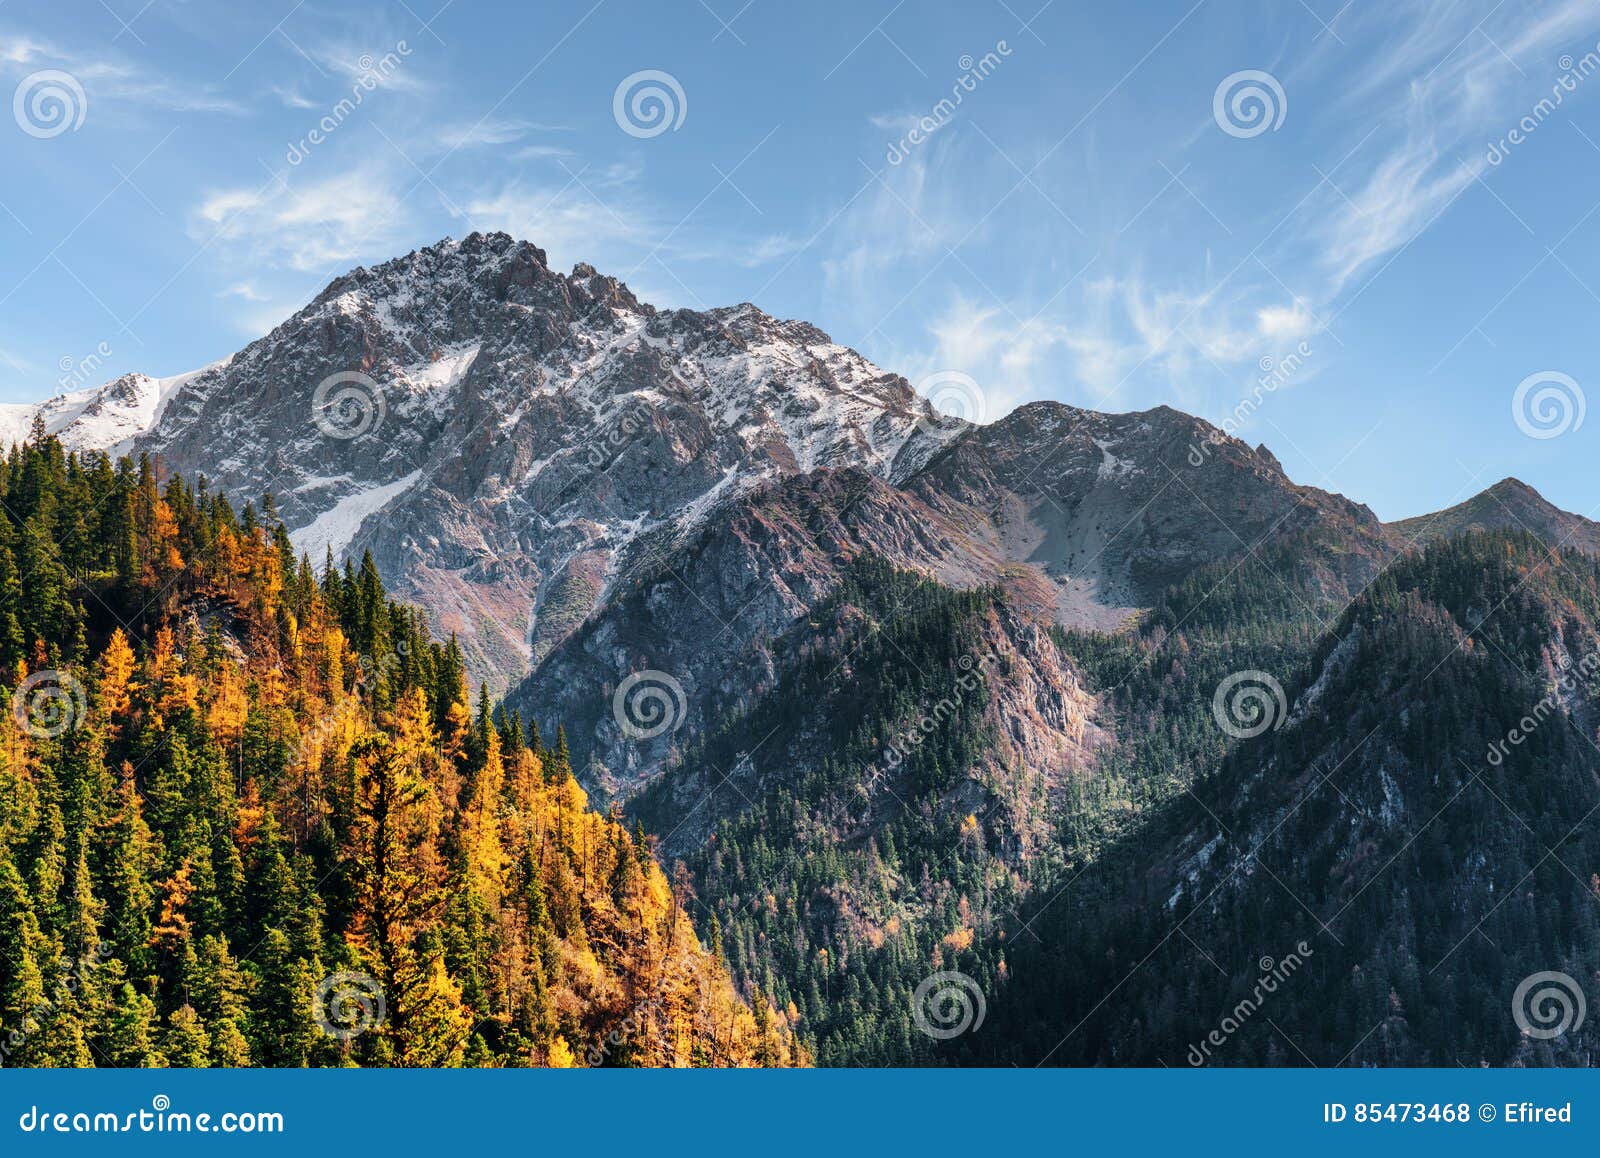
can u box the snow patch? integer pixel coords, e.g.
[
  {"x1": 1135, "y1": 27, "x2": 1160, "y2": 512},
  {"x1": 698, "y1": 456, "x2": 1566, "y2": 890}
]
[
  {"x1": 1093, "y1": 438, "x2": 1133, "y2": 479},
  {"x1": 289, "y1": 471, "x2": 423, "y2": 564}
]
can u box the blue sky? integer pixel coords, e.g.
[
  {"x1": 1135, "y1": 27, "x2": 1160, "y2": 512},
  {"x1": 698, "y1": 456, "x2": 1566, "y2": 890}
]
[{"x1": 1, "y1": 0, "x2": 1598, "y2": 521}]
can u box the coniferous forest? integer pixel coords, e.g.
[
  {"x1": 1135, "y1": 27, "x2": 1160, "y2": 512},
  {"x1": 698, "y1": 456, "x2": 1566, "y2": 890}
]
[{"x1": 0, "y1": 425, "x2": 797, "y2": 1068}]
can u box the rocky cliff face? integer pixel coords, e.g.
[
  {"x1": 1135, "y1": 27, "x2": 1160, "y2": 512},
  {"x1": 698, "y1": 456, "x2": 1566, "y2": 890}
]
[
  {"x1": 9, "y1": 230, "x2": 1414, "y2": 700},
  {"x1": 973, "y1": 530, "x2": 1600, "y2": 1066},
  {"x1": 11, "y1": 233, "x2": 1402, "y2": 707},
  {"x1": 909, "y1": 400, "x2": 1393, "y2": 620}
]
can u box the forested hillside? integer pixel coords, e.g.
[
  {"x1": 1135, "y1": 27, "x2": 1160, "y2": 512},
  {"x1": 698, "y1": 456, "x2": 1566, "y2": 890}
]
[
  {"x1": 644, "y1": 536, "x2": 1358, "y2": 1064},
  {"x1": 0, "y1": 424, "x2": 797, "y2": 1068},
  {"x1": 634, "y1": 560, "x2": 1032, "y2": 1064},
  {"x1": 972, "y1": 531, "x2": 1600, "y2": 1066}
]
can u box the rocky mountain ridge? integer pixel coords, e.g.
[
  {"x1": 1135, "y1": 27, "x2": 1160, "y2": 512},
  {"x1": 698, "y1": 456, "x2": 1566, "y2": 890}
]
[{"x1": 10, "y1": 231, "x2": 1596, "y2": 827}]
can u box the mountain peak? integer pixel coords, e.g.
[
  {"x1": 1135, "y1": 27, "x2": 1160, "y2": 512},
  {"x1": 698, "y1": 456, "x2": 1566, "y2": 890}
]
[
  {"x1": 1483, "y1": 475, "x2": 1539, "y2": 499},
  {"x1": 1389, "y1": 476, "x2": 1600, "y2": 555}
]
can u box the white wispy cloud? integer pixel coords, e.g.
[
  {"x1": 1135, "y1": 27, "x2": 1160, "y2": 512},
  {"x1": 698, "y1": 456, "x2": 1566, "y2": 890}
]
[
  {"x1": 192, "y1": 166, "x2": 411, "y2": 273},
  {"x1": 271, "y1": 85, "x2": 319, "y2": 110},
  {"x1": 511, "y1": 143, "x2": 578, "y2": 162},
  {"x1": 0, "y1": 30, "x2": 245, "y2": 114},
  {"x1": 300, "y1": 29, "x2": 427, "y2": 93},
  {"x1": 1256, "y1": 302, "x2": 1316, "y2": 341},
  {"x1": 817, "y1": 0, "x2": 1600, "y2": 426},
  {"x1": 822, "y1": 131, "x2": 1306, "y2": 412},
  {"x1": 453, "y1": 182, "x2": 650, "y2": 270},
  {"x1": 439, "y1": 117, "x2": 571, "y2": 150},
  {"x1": 1301, "y1": 0, "x2": 1598, "y2": 294}
]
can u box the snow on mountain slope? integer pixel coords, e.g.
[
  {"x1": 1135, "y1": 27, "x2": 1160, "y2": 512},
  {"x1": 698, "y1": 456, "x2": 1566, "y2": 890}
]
[
  {"x1": 289, "y1": 469, "x2": 424, "y2": 564},
  {"x1": 0, "y1": 361, "x2": 228, "y2": 456}
]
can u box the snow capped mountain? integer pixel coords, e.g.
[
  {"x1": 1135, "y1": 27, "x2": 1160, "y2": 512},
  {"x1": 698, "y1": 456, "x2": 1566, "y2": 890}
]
[
  {"x1": 0, "y1": 363, "x2": 224, "y2": 456},
  {"x1": 17, "y1": 233, "x2": 955, "y2": 683}
]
